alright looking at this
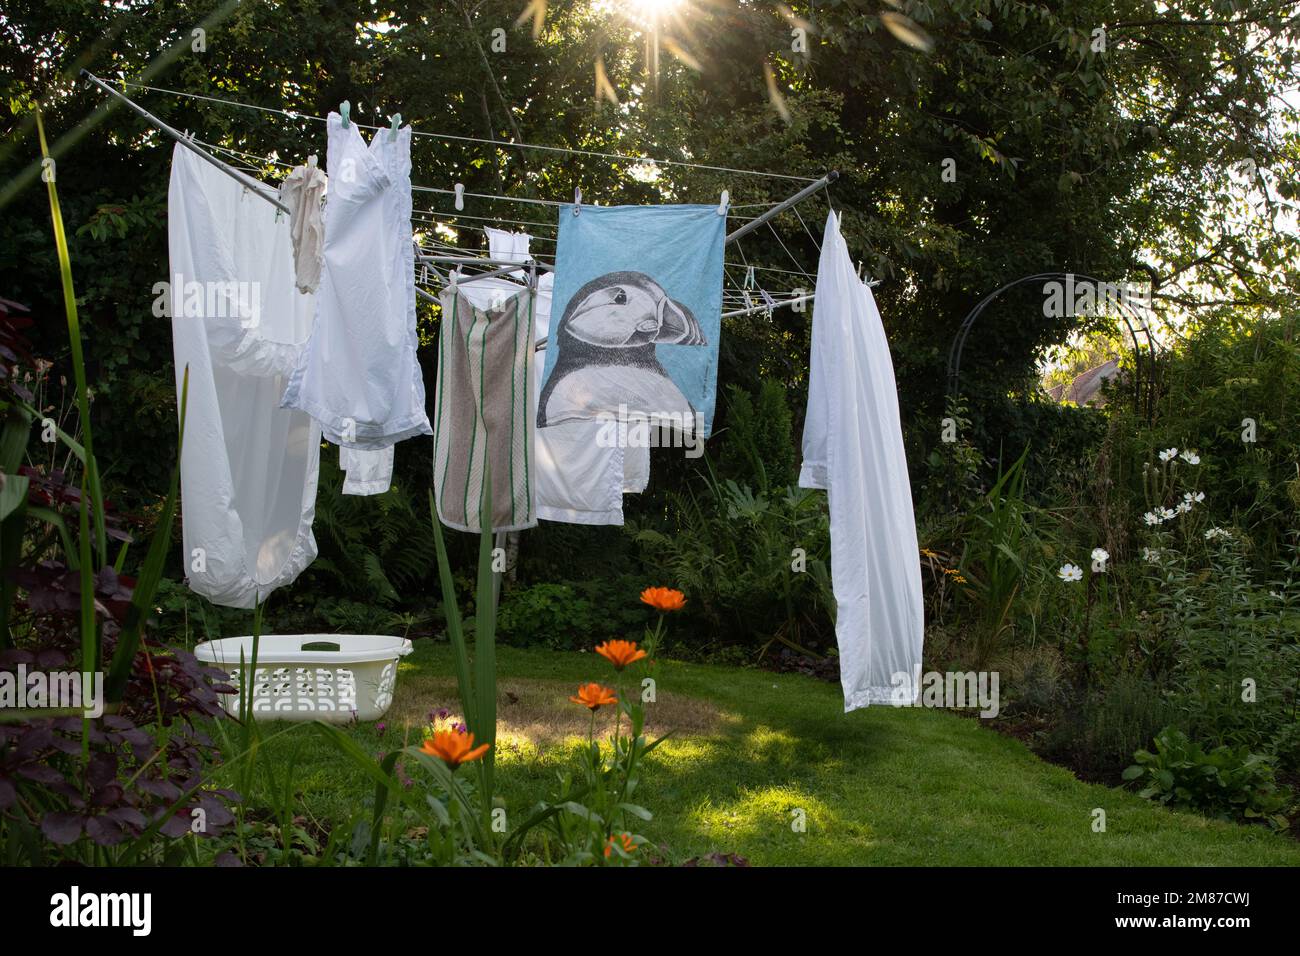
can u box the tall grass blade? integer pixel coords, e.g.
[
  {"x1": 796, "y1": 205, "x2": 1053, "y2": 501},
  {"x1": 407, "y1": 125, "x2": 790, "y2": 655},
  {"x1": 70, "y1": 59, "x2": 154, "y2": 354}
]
[
  {"x1": 35, "y1": 106, "x2": 106, "y2": 564},
  {"x1": 472, "y1": 461, "x2": 497, "y2": 803},
  {"x1": 428, "y1": 490, "x2": 476, "y2": 722}
]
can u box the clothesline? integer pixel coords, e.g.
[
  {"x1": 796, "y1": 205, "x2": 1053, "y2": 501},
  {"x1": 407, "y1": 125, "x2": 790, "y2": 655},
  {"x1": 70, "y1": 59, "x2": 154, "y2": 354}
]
[
  {"x1": 118, "y1": 79, "x2": 822, "y2": 184},
  {"x1": 197, "y1": 127, "x2": 816, "y2": 286},
  {"x1": 203, "y1": 135, "x2": 819, "y2": 289},
  {"x1": 83, "y1": 71, "x2": 828, "y2": 314}
]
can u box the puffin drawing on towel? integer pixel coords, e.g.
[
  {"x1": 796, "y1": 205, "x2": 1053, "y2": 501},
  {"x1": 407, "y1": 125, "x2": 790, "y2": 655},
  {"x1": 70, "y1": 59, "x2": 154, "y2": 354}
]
[{"x1": 538, "y1": 270, "x2": 706, "y2": 428}]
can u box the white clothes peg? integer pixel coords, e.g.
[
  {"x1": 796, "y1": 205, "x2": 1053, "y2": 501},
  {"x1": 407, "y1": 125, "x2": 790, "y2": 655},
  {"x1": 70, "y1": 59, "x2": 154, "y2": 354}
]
[
  {"x1": 389, "y1": 113, "x2": 402, "y2": 140},
  {"x1": 573, "y1": 186, "x2": 582, "y2": 216},
  {"x1": 307, "y1": 154, "x2": 318, "y2": 168},
  {"x1": 339, "y1": 101, "x2": 351, "y2": 127},
  {"x1": 454, "y1": 183, "x2": 465, "y2": 211},
  {"x1": 718, "y1": 189, "x2": 729, "y2": 215}
]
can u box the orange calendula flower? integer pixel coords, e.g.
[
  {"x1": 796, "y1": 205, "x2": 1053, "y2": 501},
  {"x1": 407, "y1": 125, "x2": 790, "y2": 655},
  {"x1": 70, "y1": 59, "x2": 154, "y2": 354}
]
[
  {"x1": 604, "y1": 832, "x2": 636, "y2": 858},
  {"x1": 570, "y1": 682, "x2": 618, "y2": 711},
  {"x1": 419, "y1": 729, "x2": 490, "y2": 770},
  {"x1": 640, "y1": 586, "x2": 686, "y2": 612},
  {"x1": 595, "y1": 639, "x2": 648, "y2": 671}
]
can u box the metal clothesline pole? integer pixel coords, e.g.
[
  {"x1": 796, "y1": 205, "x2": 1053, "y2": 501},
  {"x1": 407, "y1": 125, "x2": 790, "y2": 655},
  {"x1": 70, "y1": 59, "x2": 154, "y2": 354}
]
[
  {"x1": 419, "y1": 254, "x2": 555, "y2": 272},
  {"x1": 725, "y1": 170, "x2": 839, "y2": 245},
  {"x1": 721, "y1": 293, "x2": 815, "y2": 319},
  {"x1": 80, "y1": 70, "x2": 290, "y2": 215}
]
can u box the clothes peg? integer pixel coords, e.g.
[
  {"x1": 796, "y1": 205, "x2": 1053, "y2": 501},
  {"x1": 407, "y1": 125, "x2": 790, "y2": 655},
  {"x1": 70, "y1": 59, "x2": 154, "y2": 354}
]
[
  {"x1": 718, "y1": 189, "x2": 729, "y2": 216},
  {"x1": 454, "y1": 183, "x2": 465, "y2": 211},
  {"x1": 307, "y1": 154, "x2": 318, "y2": 168},
  {"x1": 389, "y1": 113, "x2": 402, "y2": 140},
  {"x1": 339, "y1": 101, "x2": 350, "y2": 128},
  {"x1": 573, "y1": 186, "x2": 582, "y2": 216}
]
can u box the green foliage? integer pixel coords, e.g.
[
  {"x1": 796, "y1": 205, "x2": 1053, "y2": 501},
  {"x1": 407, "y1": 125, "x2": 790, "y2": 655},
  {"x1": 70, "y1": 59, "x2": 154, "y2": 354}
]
[
  {"x1": 1139, "y1": 533, "x2": 1300, "y2": 755},
  {"x1": 629, "y1": 466, "x2": 833, "y2": 657},
  {"x1": 1124, "y1": 727, "x2": 1290, "y2": 829},
  {"x1": 718, "y1": 380, "x2": 796, "y2": 493},
  {"x1": 1043, "y1": 673, "x2": 1175, "y2": 776},
  {"x1": 1111, "y1": 317, "x2": 1300, "y2": 564},
  {"x1": 956, "y1": 446, "x2": 1039, "y2": 664},
  {"x1": 308, "y1": 453, "x2": 436, "y2": 606},
  {"x1": 497, "y1": 579, "x2": 644, "y2": 650}
]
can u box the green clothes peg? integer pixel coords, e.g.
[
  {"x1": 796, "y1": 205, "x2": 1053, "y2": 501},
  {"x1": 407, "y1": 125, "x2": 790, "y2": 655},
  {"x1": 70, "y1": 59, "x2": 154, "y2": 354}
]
[
  {"x1": 389, "y1": 113, "x2": 401, "y2": 140},
  {"x1": 340, "y1": 101, "x2": 350, "y2": 128}
]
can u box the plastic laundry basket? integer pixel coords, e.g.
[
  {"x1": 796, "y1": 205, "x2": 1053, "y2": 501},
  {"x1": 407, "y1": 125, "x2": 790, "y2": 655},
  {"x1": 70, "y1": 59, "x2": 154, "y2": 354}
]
[{"x1": 193, "y1": 634, "x2": 413, "y2": 723}]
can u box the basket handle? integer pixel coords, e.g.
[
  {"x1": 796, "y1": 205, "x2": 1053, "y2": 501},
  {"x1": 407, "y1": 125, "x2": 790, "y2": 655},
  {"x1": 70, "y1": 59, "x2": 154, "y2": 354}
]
[{"x1": 299, "y1": 640, "x2": 342, "y2": 652}]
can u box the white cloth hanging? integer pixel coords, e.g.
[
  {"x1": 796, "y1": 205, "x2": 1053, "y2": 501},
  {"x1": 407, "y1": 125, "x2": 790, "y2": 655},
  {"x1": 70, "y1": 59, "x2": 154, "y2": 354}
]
[
  {"x1": 278, "y1": 160, "x2": 327, "y2": 294},
  {"x1": 455, "y1": 271, "x2": 649, "y2": 524},
  {"x1": 531, "y1": 271, "x2": 649, "y2": 522},
  {"x1": 167, "y1": 145, "x2": 321, "y2": 609},
  {"x1": 485, "y1": 227, "x2": 531, "y2": 276},
  {"x1": 800, "y1": 211, "x2": 924, "y2": 710},
  {"x1": 340, "y1": 444, "x2": 394, "y2": 496},
  {"x1": 281, "y1": 113, "x2": 432, "y2": 487}
]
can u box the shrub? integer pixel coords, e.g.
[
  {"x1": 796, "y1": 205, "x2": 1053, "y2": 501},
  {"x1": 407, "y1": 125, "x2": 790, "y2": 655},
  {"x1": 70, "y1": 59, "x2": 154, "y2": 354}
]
[
  {"x1": 1123, "y1": 727, "x2": 1290, "y2": 828},
  {"x1": 1043, "y1": 673, "x2": 1174, "y2": 776},
  {"x1": 628, "y1": 469, "x2": 833, "y2": 657}
]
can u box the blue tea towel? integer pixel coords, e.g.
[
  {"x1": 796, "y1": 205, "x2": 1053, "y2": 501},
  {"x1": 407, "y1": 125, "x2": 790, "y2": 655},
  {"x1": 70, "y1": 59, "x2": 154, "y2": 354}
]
[{"x1": 537, "y1": 204, "x2": 724, "y2": 438}]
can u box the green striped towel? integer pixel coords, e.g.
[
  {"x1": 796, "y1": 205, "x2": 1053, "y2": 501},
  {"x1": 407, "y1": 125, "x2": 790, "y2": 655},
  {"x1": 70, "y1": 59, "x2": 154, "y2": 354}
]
[{"x1": 433, "y1": 284, "x2": 537, "y2": 532}]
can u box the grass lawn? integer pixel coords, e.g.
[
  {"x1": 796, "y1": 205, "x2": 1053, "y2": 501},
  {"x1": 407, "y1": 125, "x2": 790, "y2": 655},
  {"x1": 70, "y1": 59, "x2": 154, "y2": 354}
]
[{"x1": 218, "y1": 640, "x2": 1300, "y2": 866}]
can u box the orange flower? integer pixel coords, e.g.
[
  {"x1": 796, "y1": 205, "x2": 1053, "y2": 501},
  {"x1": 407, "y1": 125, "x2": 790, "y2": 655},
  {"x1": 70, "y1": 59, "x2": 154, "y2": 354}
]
[
  {"x1": 595, "y1": 639, "x2": 648, "y2": 671},
  {"x1": 640, "y1": 586, "x2": 686, "y2": 612},
  {"x1": 604, "y1": 832, "x2": 636, "y2": 858},
  {"x1": 570, "y1": 682, "x2": 618, "y2": 711},
  {"x1": 419, "y1": 729, "x2": 490, "y2": 770}
]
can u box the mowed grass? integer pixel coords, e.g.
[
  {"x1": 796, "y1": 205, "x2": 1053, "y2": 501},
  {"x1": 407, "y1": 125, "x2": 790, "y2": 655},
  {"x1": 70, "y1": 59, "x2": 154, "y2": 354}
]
[{"x1": 217, "y1": 641, "x2": 1300, "y2": 866}]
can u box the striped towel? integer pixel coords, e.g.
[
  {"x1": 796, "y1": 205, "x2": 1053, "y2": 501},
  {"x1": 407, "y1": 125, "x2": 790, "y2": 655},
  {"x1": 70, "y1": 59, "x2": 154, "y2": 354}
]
[{"x1": 433, "y1": 284, "x2": 537, "y2": 532}]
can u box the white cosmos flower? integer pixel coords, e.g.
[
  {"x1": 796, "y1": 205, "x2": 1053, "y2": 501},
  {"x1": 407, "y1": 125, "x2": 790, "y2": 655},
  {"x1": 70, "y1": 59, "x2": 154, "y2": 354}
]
[
  {"x1": 1091, "y1": 548, "x2": 1109, "y2": 563},
  {"x1": 1180, "y1": 450, "x2": 1201, "y2": 465},
  {"x1": 1176, "y1": 501, "x2": 1192, "y2": 514},
  {"x1": 1160, "y1": 507, "x2": 1177, "y2": 520},
  {"x1": 1159, "y1": 448, "x2": 1178, "y2": 462},
  {"x1": 1143, "y1": 511, "x2": 1161, "y2": 526},
  {"x1": 1205, "y1": 527, "x2": 1230, "y2": 541},
  {"x1": 1058, "y1": 563, "x2": 1084, "y2": 582},
  {"x1": 1142, "y1": 547, "x2": 1160, "y2": 562},
  {"x1": 1193, "y1": 491, "x2": 1205, "y2": 503}
]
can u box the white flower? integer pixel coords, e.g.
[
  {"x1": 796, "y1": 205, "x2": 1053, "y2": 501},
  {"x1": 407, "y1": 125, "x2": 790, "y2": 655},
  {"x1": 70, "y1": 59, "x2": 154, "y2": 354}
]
[
  {"x1": 1159, "y1": 447, "x2": 1178, "y2": 462},
  {"x1": 1270, "y1": 591, "x2": 1284, "y2": 601},
  {"x1": 1091, "y1": 548, "x2": 1109, "y2": 563},
  {"x1": 1058, "y1": 563, "x2": 1084, "y2": 582},
  {"x1": 1176, "y1": 501, "x2": 1192, "y2": 514},
  {"x1": 1142, "y1": 547, "x2": 1160, "y2": 563},
  {"x1": 1204, "y1": 527, "x2": 1231, "y2": 541},
  {"x1": 1160, "y1": 507, "x2": 1177, "y2": 520},
  {"x1": 1143, "y1": 511, "x2": 1161, "y2": 526},
  {"x1": 1180, "y1": 450, "x2": 1201, "y2": 465},
  {"x1": 1193, "y1": 491, "x2": 1205, "y2": 503}
]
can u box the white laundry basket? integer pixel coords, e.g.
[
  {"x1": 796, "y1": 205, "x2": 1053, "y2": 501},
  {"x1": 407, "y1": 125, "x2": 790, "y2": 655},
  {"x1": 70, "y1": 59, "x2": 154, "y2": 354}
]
[{"x1": 194, "y1": 634, "x2": 414, "y2": 723}]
